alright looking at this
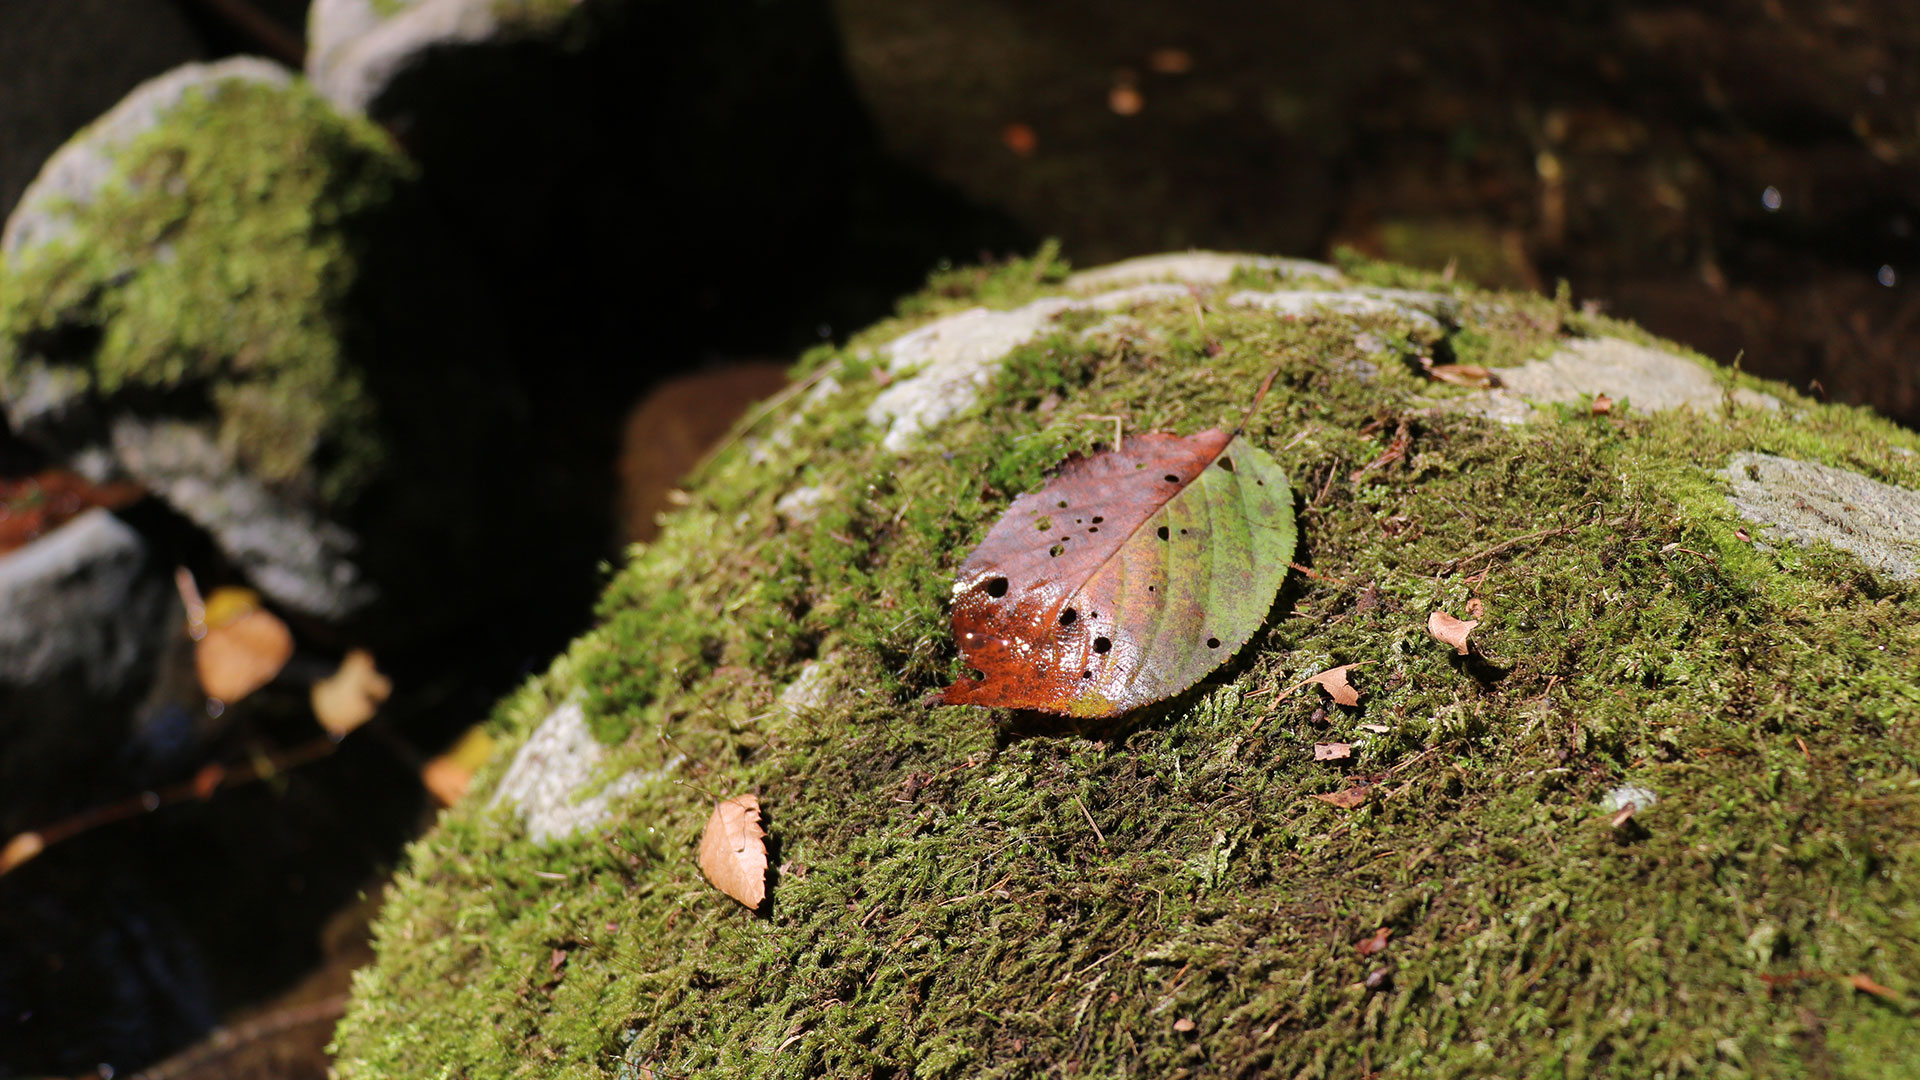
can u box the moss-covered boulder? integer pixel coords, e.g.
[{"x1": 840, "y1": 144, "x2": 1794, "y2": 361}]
[
  {"x1": 333, "y1": 250, "x2": 1920, "y2": 1078},
  {"x1": 0, "y1": 58, "x2": 509, "y2": 625}
]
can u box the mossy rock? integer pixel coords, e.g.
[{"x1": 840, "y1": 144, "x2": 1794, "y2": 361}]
[
  {"x1": 0, "y1": 59, "x2": 511, "y2": 624},
  {"x1": 332, "y1": 250, "x2": 1920, "y2": 1078}
]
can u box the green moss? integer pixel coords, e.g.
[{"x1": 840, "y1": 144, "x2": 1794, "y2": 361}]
[
  {"x1": 0, "y1": 77, "x2": 411, "y2": 502},
  {"x1": 333, "y1": 254, "x2": 1920, "y2": 1079}
]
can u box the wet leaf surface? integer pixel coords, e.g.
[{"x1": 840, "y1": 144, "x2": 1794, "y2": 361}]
[{"x1": 941, "y1": 428, "x2": 1296, "y2": 717}]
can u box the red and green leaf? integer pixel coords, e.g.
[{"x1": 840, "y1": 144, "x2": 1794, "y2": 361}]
[{"x1": 942, "y1": 428, "x2": 1296, "y2": 717}]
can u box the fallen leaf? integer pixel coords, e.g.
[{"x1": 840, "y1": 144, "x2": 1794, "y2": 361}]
[
  {"x1": 1609, "y1": 801, "x2": 1640, "y2": 829},
  {"x1": 1002, "y1": 122, "x2": 1038, "y2": 156},
  {"x1": 1427, "y1": 363, "x2": 1496, "y2": 388},
  {"x1": 1109, "y1": 83, "x2": 1144, "y2": 116},
  {"x1": 1464, "y1": 597, "x2": 1485, "y2": 619},
  {"x1": 1147, "y1": 48, "x2": 1193, "y2": 74},
  {"x1": 1314, "y1": 742, "x2": 1353, "y2": 761},
  {"x1": 1306, "y1": 663, "x2": 1363, "y2": 706},
  {"x1": 941, "y1": 427, "x2": 1297, "y2": 718},
  {"x1": 1847, "y1": 973, "x2": 1899, "y2": 1000},
  {"x1": 421, "y1": 726, "x2": 497, "y2": 807},
  {"x1": 700, "y1": 794, "x2": 769, "y2": 909},
  {"x1": 1356, "y1": 927, "x2": 1392, "y2": 956},
  {"x1": 1358, "y1": 723, "x2": 1390, "y2": 733},
  {"x1": 0, "y1": 831, "x2": 45, "y2": 876},
  {"x1": 1427, "y1": 610, "x2": 1479, "y2": 655},
  {"x1": 194, "y1": 588, "x2": 294, "y2": 702},
  {"x1": 1311, "y1": 784, "x2": 1371, "y2": 809},
  {"x1": 192, "y1": 763, "x2": 225, "y2": 800},
  {"x1": 311, "y1": 648, "x2": 393, "y2": 736},
  {"x1": 1172, "y1": 1017, "x2": 1196, "y2": 1033},
  {"x1": 1364, "y1": 966, "x2": 1393, "y2": 990},
  {"x1": 1591, "y1": 393, "x2": 1614, "y2": 415}
]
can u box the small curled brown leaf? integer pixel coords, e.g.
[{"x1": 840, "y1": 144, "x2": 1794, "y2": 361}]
[
  {"x1": 1427, "y1": 610, "x2": 1479, "y2": 655},
  {"x1": 1356, "y1": 927, "x2": 1392, "y2": 956},
  {"x1": 699, "y1": 794, "x2": 768, "y2": 909},
  {"x1": 1310, "y1": 784, "x2": 1371, "y2": 809},
  {"x1": 1427, "y1": 363, "x2": 1496, "y2": 388},
  {"x1": 1305, "y1": 663, "x2": 1363, "y2": 706}
]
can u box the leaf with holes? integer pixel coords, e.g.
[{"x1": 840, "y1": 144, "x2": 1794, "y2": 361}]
[{"x1": 941, "y1": 428, "x2": 1296, "y2": 717}]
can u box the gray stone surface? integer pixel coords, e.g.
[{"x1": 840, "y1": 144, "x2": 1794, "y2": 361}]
[
  {"x1": 490, "y1": 701, "x2": 671, "y2": 844},
  {"x1": 868, "y1": 285, "x2": 1198, "y2": 453},
  {"x1": 1225, "y1": 288, "x2": 1445, "y2": 333},
  {"x1": 1724, "y1": 452, "x2": 1920, "y2": 581},
  {"x1": 2, "y1": 57, "x2": 289, "y2": 259},
  {"x1": 0, "y1": 0, "x2": 205, "y2": 224},
  {"x1": 1065, "y1": 251, "x2": 1343, "y2": 292},
  {"x1": 108, "y1": 418, "x2": 371, "y2": 620},
  {"x1": 307, "y1": 0, "x2": 504, "y2": 114},
  {"x1": 1494, "y1": 337, "x2": 1780, "y2": 415},
  {"x1": 0, "y1": 508, "x2": 176, "y2": 827}
]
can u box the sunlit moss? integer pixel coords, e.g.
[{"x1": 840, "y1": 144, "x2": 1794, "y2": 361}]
[{"x1": 333, "y1": 250, "x2": 1920, "y2": 1079}]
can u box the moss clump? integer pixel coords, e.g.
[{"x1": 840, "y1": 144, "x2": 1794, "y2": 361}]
[
  {"x1": 0, "y1": 78, "x2": 412, "y2": 503},
  {"x1": 333, "y1": 253, "x2": 1920, "y2": 1078}
]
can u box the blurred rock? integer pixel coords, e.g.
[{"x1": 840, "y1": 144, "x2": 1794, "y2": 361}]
[
  {"x1": 0, "y1": 508, "x2": 175, "y2": 830},
  {"x1": 0, "y1": 58, "x2": 512, "y2": 634}
]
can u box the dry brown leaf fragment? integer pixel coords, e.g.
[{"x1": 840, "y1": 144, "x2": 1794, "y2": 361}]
[
  {"x1": 1358, "y1": 723, "x2": 1390, "y2": 734},
  {"x1": 311, "y1": 648, "x2": 393, "y2": 736},
  {"x1": 1172, "y1": 1017, "x2": 1196, "y2": 1033},
  {"x1": 1305, "y1": 663, "x2": 1363, "y2": 706},
  {"x1": 194, "y1": 587, "x2": 294, "y2": 703},
  {"x1": 421, "y1": 727, "x2": 496, "y2": 807},
  {"x1": 1608, "y1": 802, "x2": 1640, "y2": 829},
  {"x1": 1591, "y1": 393, "x2": 1614, "y2": 415},
  {"x1": 1356, "y1": 927, "x2": 1392, "y2": 956},
  {"x1": 1427, "y1": 610, "x2": 1479, "y2": 655},
  {"x1": 0, "y1": 831, "x2": 45, "y2": 876},
  {"x1": 1314, "y1": 742, "x2": 1353, "y2": 761},
  {"x1": 1147, "y1": 48, "x2": 1193, "y2": 74},
  {"x1": 700, "y1": 794, "x2": 769, "y2": 909},
  {"x1": 1427, "y1": 363, "x2": 1496, "y2": 388},
  {"x1": 1464, "y1": 597, "x2": 1485, "y2": 619},
  {"x1": 1847, "y1": 973, "x2": 1899, "y2": 1000},
  {"x1": 1311, "y1": 784, "x2": 1371, "y2": 809}
]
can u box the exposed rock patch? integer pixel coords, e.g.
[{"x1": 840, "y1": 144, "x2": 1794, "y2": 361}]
[
  {"x1": 1495, "y1": 337, "x2": 1780, "y2": 416},
  {"x1": 1064, "y1": 251, "x2": 1342, "y2": 291},
  {"x1": 1724, "y1": 452, "x2": 1920, "y2": 581},
  {"x1": 490, "y1": 702, "x2": 654, "y2": 845}
]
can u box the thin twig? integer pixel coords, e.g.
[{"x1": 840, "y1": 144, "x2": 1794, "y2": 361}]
[
  {"x1": 180, "y1": 0, "x2": 306, "y2": 66},
  {"x1": 2, "y1": 737, "x2": 339, "y2": 877},
  {"x1": 1071, "y1": 795, "x2": 1107, "y2": 845}
]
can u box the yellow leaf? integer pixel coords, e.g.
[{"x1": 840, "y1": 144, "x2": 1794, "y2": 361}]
[
  {"x1": 195, "y1": 602, "x2": 294, "y2": 702},
  {"x1": 421, "y1": 727, "x2": 495, "y2": 807},
  {"x1": 699, "y1": 794, "x2": 768, "y2": 909}
]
